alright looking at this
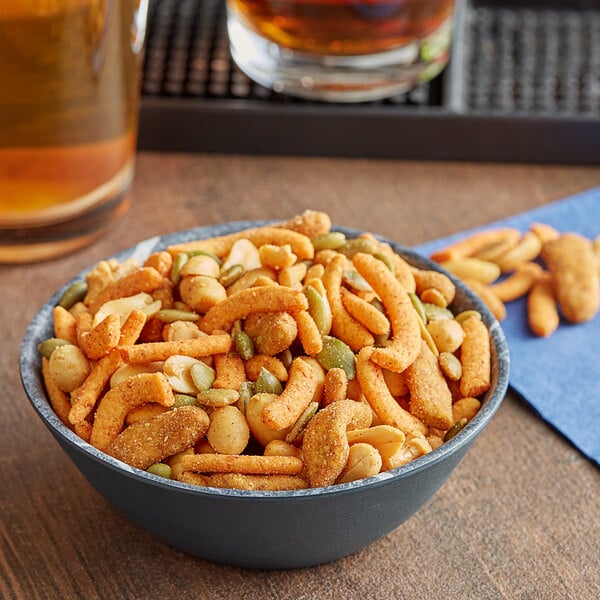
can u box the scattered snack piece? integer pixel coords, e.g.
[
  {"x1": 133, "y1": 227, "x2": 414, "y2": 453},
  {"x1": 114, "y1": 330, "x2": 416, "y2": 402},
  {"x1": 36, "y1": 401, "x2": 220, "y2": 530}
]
[
  {"x1": 527, "y1": 273, "x2": 560, "y2": 337},
  {"x1": 430, "y1": 228, "x2": 521, "y2": 262},
  {"x1": 494, "y1": 231, "x2": 543, "y2": 273},
  {"x1": 488, "y1": 262, "x2": 543, "y2": 303},
  {"x1": 460, "y1": 278, "x2": 507, "y2": 321},
  {"x1": 530, "y1": 222, "x2": 560, "y2": 245},
  {"x1": 440, "y1": 257, "x2": 501, "y2": 284},
  {"x1": 541, "y1": 233, "x2": 600, "y2": 323}
]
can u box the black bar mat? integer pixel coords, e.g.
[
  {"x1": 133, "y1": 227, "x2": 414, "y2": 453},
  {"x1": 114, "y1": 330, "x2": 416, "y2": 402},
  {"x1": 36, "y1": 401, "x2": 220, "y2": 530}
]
[{"x1": 138, "y1": 0, "x2": 600, "y2": 164}]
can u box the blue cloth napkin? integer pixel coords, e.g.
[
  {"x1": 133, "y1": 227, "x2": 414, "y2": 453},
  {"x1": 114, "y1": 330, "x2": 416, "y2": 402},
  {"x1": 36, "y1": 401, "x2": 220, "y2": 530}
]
[{"x1": 415, "y1": 186, "x2": 600, "y2": 466}]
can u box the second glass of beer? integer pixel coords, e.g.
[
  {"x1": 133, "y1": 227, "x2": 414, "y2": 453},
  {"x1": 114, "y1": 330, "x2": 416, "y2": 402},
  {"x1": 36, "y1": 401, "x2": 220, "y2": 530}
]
[{"x1": 226, "y1": 0, "x2": 456, "y2": 102}]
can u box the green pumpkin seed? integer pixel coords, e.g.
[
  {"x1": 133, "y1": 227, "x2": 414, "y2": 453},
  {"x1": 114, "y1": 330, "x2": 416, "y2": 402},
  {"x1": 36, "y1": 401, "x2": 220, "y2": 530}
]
[
  {"x1": 439, "y1": 352, "x2": 462, "y2": 381},
  {"x1": 370, "y1": 298, "x2": 385, "y2": 313},
  {"x1": 146, "y1": 463, "x2": 172, "y2": 478},
  {"x1": 255, "y1": 367, "x2": 283, "y2": 395},
  {"x1": 57, "y1": 281, "x2": 88, "y2": 309},
  {"x1": 304, "y1": 284, "x2": 332, "y2": 336},
  {"x1": 285, "y1": 401, "x2": 319, "y2": 443},
  {"x1": 37, "y1": 337, "x2": 72, "y2": 359},
  {"x1": 455, "y1": 309, "x2": 483, "y2": 324},
  {"x1": 186, "y1": 249, "x2": 222, "y2": 265},
  {"x1": 155, "y1": 309, "x2": 200, "y2": 323},
  {"x1": 418, "y1": 318, "x2": 439, "y2": 357},
  {"x1": 423, "y1": 303, "x2": 454, "y2": 322},
  {"x1": 342, "y1": 270, "x2": 373, "y2": 292},
  {"x1": 312, "y1": 232, "x2": 346, "y2": 251},
  {"x1": 220, "y1": 264, "x2": 244, "y2": 287},
  {"x1": 173, "y1": 393, "x2": 199, "y2": 408},
  {"x1": 233, "y1": 330, "x2": 255, "y2": 361},
  {"x1": 444, "y1": 418, "x2": 468, "y2": 442},
  {"x1": 373, "y1": 252, "x2": 395, "y2": 274},
  {"x1": 408, "y1": 292, "x2": 427, "y2": 324},
  {"x1": 373, "y1": 331, "x2": 391, "y2": 347},
  {"x1": 237, "y1": 381, "x2": 255, "y2": 414},
  {"x1": 171, "y1": 252, "x2": 189, "y2": 285},
  {"x1": 316, "y1": 336, "x2": 356, "y2": 380},
  {"x1": 278, "y1": 348, "x2": 293, "y2": 370},
  {"x1": 196, "y1": 388, "x2": 240, "y2": 407},
  {"x1": 190, "y1": 361, "x2": 216, "y2": 392},
  {"x1": 338, "y1": 237, "x2": 379, "y2": 258}
]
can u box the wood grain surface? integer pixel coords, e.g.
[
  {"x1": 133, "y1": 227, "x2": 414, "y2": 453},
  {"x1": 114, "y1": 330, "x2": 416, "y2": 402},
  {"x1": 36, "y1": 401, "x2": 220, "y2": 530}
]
[{"x1": 2, "y1": 153, "x2": 599, "y2": 600}]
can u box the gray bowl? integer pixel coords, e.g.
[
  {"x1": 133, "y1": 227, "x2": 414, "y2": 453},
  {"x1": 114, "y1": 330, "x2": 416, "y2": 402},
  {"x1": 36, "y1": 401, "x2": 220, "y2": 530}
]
[{"x1": 20, "y1": 221, "x2": 509, "y2": 569}]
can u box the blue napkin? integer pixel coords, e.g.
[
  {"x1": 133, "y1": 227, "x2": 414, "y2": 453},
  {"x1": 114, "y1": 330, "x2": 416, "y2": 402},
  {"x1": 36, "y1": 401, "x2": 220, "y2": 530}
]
[{"x1": 415, "y1": 186, "x2": 600, "y2": 466}]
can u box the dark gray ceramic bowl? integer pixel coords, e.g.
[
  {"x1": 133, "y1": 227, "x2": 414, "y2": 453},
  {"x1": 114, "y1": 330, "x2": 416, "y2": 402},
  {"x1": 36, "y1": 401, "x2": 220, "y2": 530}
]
[{"x1": 20, "y1": 221, "x2": 509, "y2": 569}]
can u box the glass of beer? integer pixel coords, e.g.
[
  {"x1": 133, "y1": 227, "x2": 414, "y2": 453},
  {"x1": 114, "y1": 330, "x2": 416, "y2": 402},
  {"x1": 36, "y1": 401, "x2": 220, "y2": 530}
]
[
  {"x1": 0, "y1": 1, "x2": 148, "y2": 263},
  {"x1": 226, "y1": 0, "x2": 456, "y2": 102}
]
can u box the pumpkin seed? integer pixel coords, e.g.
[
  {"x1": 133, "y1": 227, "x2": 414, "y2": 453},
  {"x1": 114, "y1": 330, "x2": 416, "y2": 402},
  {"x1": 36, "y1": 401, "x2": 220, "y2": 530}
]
[
  {"x1": 316, "y1": 336, "x2": 356, "y2": 380},
  {"x1": 420, "y1": 287, "x2": 448, "y2": 308},
  {"x1": 342, "y1": 269, "x2": 373, "y2": 292},
  {"x1": 173, "y1": 393, "x2": 199, "y2": 408},
  {"x1": 338, "y1": 237, "x2": 379, "y2": 258},
  {"x1": 146, "y1": 463, "x2": 172, "y2": 478},
  {"x1": 220, "y1": 264, "x2": 244, "y2": 287},
  {"x1": 186, "y1": 249, "x2": 222, "y2": 265},
  {"x1": 190, "y1": 361, "x2": 216, "y2": 392},
  {"x1": 312, "y1": 232, "x2": 346, "y2": 251},
  {"x1": 196, "y1": 388, "x2": 240, "y2": 407},
  {"x1": 455, "y1": 309, "x2": 482, "y2": 324},
  {"x1": 439, "y1": 352, "x2": 462, "y2": 381},
  {"x1": 57, "y1": 281, "x2": 88, "y2": 309},
  {"x1": 37, "y1": 337, "x2": 72, "y2": 359},
  {"x1": 285, "y1": 401, "x2": 319, "y2": 443},
  {"x1": 154, "y1": 309, "x2": 200, "y2": 323},
  {"x1": 370, "y1": 297, "x2": 385, "y2": 314},
  {"x1": 278, "y1": 348, "x2": 293, "y2": 370},
  {"x1": 374, "y1": 252, "x2": 395, "y2": 274},
  {"x1": 304, "y1": 284, "x2": 332, "y2": 336},
  {"x1": 233, "y1": 330, "x2": 255, "y2": 361},
  {"x1": 444, "y1": 418, "x2": 468, "y2": 442},
  {"x1": 423, "y1": 303, "x2": 454, "y2": 322},
  {"x1": 408, "y1": 292, "x2": 427, "y2": 324},
  {"x1": 418, "y1": 318, "x2": 439, "y2": 357},
  {"x1": 170, "y1": 252, "x2": 189, "y2": 285},
  {"x1": 237, "y1": 381, "x2": 255, "y2": 414},
  {"x1": 255, "y1": 367, "x2": 283, "y2": 395}
]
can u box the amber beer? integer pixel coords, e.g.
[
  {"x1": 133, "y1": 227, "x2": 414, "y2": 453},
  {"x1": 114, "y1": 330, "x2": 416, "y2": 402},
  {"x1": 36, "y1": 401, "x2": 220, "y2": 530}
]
[
  {"x1": 0, "y1": 1, "x2": 146, "y2": 262},
  {"x1": 230, "y1": 0, "x2": 455, "y2": 55},
  {"x1": 227, "y1": 0, "x2": 455, "y2": 101}
]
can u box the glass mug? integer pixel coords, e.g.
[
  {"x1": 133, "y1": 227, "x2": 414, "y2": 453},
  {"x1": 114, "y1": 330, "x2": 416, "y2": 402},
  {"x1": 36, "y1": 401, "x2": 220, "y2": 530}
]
[
  {"x1": 0, "y1": 0, "x2": 147, "y2": 263},
  {"x1": 226, "y1": 0, "x2": 456, "y2": 102}
]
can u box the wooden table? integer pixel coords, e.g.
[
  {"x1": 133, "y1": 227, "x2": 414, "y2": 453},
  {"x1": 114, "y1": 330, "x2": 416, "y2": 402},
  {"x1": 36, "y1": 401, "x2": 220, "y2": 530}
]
[{"x1": 3, "y1": 153, "x2": 599, "y2": 599}]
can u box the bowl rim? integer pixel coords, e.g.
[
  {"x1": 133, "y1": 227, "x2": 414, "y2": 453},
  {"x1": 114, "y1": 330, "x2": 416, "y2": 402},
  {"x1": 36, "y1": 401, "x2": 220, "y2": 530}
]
[{"x1": 19, "y1": 219, "x2": 510, "y2": 500}]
